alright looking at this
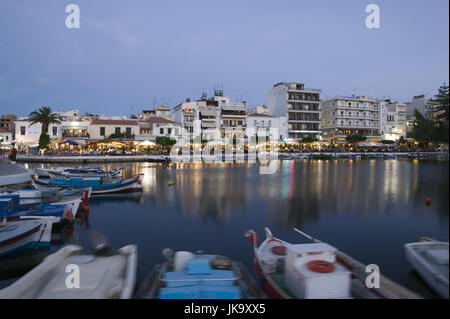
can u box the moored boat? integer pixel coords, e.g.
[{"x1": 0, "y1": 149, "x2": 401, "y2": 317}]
[
  {"x1": 0, "y1": 217, "x2": 56, "y2": 258},
  {"x1": 0, "y1": 243, "x2": 138, "y2": 298},
  {"x1": 245, "y1": 227, "x2": 422, "y2": 299},
  {"x1": 0, "y1": 194, "x2": 78, "y2": 222},
  {"x1": 136, "y1": 249, "x2": 264, "y2": 299},
  {"x1": 404, "y1": 238, "x2": 449, "y2": 299},
  {"x1": 33, "y1": 175, "x2": 143, "y2": 194},
  {"x1": 35, "y1": 167, "x2": 123, "y2": 178}
]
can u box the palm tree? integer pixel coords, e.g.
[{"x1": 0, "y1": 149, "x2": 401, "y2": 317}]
[{"x1": 29, "y1": 107, "x2": 61, "y2": 149}]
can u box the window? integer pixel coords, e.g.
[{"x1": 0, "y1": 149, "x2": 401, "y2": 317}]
[
  {"x1": 168, "y1": 128, "x2": 172, "y2": 135},
  {"x1": 100, "y1": 127, "x2": 105, "y2": 136},
  {"x1": 126, "y1": 127, "x2": 131, "y2": 136},
  {"x1": 115, "y1": 127, "x2": 121, "y2": 135},
  {"x1": 20, "y1": 126, "x2": 25, "y2": 135},
  {"x1": 5, "y1": 135, "x2": 8, "y2": 141},
  {"x1": 160, "y1": 128, "x2": 164, "y2": 134},
  {"x1": 52, "y1": 127, "x2": 58, "y2": 136}
]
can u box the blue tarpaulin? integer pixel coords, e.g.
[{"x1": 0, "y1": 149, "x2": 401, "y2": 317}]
[{"x1": 58, "y1": 140, "x2": 78, "y2": 145}]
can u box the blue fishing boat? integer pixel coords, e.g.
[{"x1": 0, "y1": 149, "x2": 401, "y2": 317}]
[
  {"x1": 33, "y1": 175, "x2": 142, "y2": 194},
  {"x1": 136, "y1": 250, "x2": 264, "y2": 299},
  {"x1": 0, "y1": 194, "x2": 67, "y2": 222},
  {"x1": 35, "y1": 167, "x2": 122, "y2": 178}
]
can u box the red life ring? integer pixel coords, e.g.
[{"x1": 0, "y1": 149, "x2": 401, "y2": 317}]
[
  {"x1": 271, "y1": 246, "x2": 287, "y2": 255},
  {"x1": 307, "y1": 260, "x2": 335, "y2": 273}
]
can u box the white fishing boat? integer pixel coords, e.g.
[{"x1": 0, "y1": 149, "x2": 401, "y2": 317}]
[
  {"x1": 0, "y1": 243, "x2": 138, "y2": 299},
  {"x1": 405, "y1": 238, "x2": 449, "y2": 299},
  {"x1": 34, "y1": 167, "x2": 68, "y2": 178},
  {"x1": 245, "y1": 227, "x2": 422, "y2": 299},
  {"x1": 0, "y1": 217, "x2": 56, "y2": 257}
]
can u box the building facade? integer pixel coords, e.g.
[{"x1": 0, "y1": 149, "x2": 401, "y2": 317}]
[
  {"x1": 138, "y1": 105, "x2": 172, "y2": 121},
  {"x1": 14, "y1": 118, "x2": 62, "y2": 148},
  {"x1": 246, "y1": 113, "x2": 288, "y2": 142},
  {"x1": 88, "y1": 119, "x2": 139, "y2": 141},
  {"x1": 0, "y1": 128, "x2": 12, "y2": 147},
  {"x1": 268, "y1": 82, "x2": 321, "y2": 141},
  {"x1": 173, "y1": 90, "x2": 247, "y2": 140},
  {"x1": 320, "y1": 96, "x2": 382, "y2": 142},
  {"x1": 0, "y1": 114, "x2": 16, "y2": 138},
  {"x1": 137, "y1": 117, "x2": 181, "y2": 141},
  {"x1": 380, "y1": 102, "x2": 407, "y2": 141}
]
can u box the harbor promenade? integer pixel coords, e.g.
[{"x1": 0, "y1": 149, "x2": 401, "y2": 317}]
[{"x1": 15, "y1": 152, "x2": 449, "y2": 163}]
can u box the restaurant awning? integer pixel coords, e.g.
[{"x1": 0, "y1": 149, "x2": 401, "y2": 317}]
[
  {"x1": 58, "y1": 139, "x2": 78, "y2": 145},
  {"x1": 139, "y1": 140, "x2": 156, "y2": 146},
  {"x1": 359, "y1": 142, "x2": 385, "y2": 147}
]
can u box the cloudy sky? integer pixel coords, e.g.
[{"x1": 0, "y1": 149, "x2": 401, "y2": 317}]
[{"x1": 0, "y1": 0, "x2": 448, "y2": 117}]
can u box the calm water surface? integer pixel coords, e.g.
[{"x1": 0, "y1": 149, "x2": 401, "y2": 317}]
[{"x1": 1, "y1": 159, "x2": 449, "y2": 298}]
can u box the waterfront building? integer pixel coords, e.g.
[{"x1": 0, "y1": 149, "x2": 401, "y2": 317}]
[
  {"x1": 137, "y1": 117, "x2": 181, "y2": 142},
  {"x1": 0, "y1": 114, "x2": 17, "y2": 138},
  {"x1": 0, "y1": 128, "x2": 12, "y2": 148},
  {"x1": 268, "y1": 82, "x2": 321, "y2": 141},
  {"x1": 406, "y1": 95, "x2": 438, "y2": 120},
  {"x1": 14, "y1": 118, "x2": 62, "y2": 149},
  {"x1": 320, "y1": 96, "x2": 382, "y2": 143},
  {"x1": 247, "y1": 105, "x2": 268, "y2": 115},
  {"x1": 173, "y1": 89, "x2": 247, "y2": 140},
  {"x1": 380, "y1": 101, "x2": 407, "y2": 141},
  {"x1": 88, "y1": 119, "x2": 139, "y2": 142},
  {"x1": 172, "y1": 98, "x2": 197, "y2": 136},
  {"x1": 60, "y1": 119, "x2": 91, "y2": 145},
  {"x1": 246, "y1": 113, "x2": 288, "y2": 142},
  {"x1": 138, "y1": 106, "x2": 172, "y2": 121}
]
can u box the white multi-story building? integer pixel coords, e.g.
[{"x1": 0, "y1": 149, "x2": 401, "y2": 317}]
[
  {"x1": 320, "y1": 96, "x2": 382, "y2": 142},
  {"x1": 246, "y1": 113, "x2": 288, "y2": 142},
  {"x1": 268, "y1": 82, "x2": 321, "y2": 141},
  {"x1": 14, "y1": 118, "x2": 62, "y2": 148},
  {"x1": 173, "y1": 90, "x2": 247, "y2": 140},
  {"x1": 0, "y1": 128, "x2": 12, "y2": 147},
  {"x1": 380, "y1": 101, "x2": 407, "y2": 141},
  {"x1": 137, "y1": 117, "x2": 181, "y2": 142}
]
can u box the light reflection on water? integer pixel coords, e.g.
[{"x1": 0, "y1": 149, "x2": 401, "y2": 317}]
[{"x1": 3, "y1": 159, "x2": 449, "y2": 298}]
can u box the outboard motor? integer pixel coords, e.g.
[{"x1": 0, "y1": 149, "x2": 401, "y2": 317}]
[{"x1": 89, "y1": 229, "x2": 111, "y2": 255}]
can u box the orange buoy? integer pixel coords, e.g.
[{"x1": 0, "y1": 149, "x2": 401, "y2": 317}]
[
  {"x1": 307, "y1": 260, "x2": 335, "y2": 273},
  {"x1": 425, "y1": 197, "x2": 431, "y2": 206}
]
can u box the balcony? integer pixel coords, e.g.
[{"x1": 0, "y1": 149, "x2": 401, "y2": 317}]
[{"x1": 62, "y1": 132, "x2": 89, "y2": 138}]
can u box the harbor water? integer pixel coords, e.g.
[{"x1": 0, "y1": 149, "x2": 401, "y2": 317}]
[{"x1": 1, "y1": 159, "x2": 448, "y2": 298}]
